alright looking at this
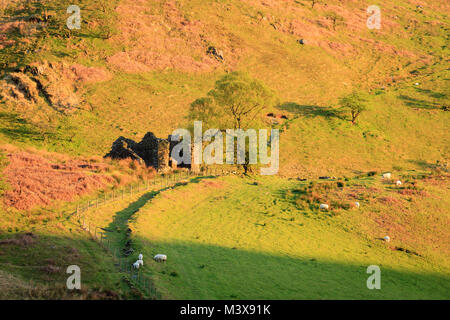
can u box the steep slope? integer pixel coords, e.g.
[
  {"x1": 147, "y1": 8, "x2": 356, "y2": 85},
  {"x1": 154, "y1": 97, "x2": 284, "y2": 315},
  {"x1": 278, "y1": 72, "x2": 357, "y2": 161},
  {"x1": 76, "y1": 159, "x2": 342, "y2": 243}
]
[{"x1": 0, "y1": 0, "x2": 448, "y2": 177}]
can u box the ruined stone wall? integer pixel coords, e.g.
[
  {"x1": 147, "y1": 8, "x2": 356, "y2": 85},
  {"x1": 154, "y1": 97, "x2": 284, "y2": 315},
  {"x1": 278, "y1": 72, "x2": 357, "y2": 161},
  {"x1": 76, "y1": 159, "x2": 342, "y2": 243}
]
[{"x1": 157, "y1": 139, "x2": 170, "y2": 172}]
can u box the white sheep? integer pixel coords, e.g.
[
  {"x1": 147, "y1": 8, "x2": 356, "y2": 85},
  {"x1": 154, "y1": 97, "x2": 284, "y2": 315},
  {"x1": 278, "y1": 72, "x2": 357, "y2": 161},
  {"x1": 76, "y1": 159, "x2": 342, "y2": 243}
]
[
  {"x1": 395, "y1": 180, "x2": 402, "y2": 186},
  {"x1": 138, "y1": 253, "x2": 143, "y2": 260},
  {"x1": 319, "y1": 204, "x2": 329, "y2": 210},
  {"x1": 138, "y1": 259, "x2": 144, "y2": 267},
  {"x1": 133, "y1": 260, "x2": 140, "y2": 269},
  {"x1": 354, "y1": 202, "x2": 360, "y2": 209},
  {"x1": 382, "y1": 172, "x2": 391, "y2": 179},
  {"x1": 383, "y1": 236, "x2": 391, "y2": 242},
  {"x1": 154, "y1": 254, "x2": 167, "y2": 262}
]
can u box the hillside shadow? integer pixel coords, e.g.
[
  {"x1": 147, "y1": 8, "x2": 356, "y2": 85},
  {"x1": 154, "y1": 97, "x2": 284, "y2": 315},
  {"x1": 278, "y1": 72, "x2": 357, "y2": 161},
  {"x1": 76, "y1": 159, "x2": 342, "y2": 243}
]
[
  {"x1": 276, "y1": 102, "x2": 344, "y2": 120},
  {"x1": 136, "y1": 239, "x2": 450, "y2": 300},
  {"x1": 1, "y1": 230, "x2": 448, "y2": 300},
  {"x1": 0, "y1": 112, "x2": 47, "y2": 142},
  {"x1": 413, "y1": 87, "x2": 447, "y2": 100},
  {"x1": 0, "y1": 232, "x2": 144, "y2": 299},
  {"x1": 406, "y1": 159, "x2": 441, "y2": 170}
]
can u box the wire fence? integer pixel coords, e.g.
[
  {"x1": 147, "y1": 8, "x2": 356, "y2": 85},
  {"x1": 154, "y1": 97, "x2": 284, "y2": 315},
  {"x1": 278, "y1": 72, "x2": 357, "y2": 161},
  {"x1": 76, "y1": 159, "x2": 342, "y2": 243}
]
[{"x1": 73, "y1": 166, "x2": 227, "y2": 299}]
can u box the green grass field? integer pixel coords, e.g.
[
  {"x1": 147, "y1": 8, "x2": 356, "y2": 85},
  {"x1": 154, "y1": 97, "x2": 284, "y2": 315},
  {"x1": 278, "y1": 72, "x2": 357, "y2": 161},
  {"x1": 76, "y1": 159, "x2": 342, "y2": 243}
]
[{"x1": 0, "y1": 0, "x2": 448, "y2": 299}]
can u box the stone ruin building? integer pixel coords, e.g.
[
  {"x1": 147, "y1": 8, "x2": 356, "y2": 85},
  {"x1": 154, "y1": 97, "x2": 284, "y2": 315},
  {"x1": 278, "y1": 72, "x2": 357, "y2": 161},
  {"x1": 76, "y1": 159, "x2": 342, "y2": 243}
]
[{"x1": 104, "y1": 132, "x2": 197, "y2": 173}]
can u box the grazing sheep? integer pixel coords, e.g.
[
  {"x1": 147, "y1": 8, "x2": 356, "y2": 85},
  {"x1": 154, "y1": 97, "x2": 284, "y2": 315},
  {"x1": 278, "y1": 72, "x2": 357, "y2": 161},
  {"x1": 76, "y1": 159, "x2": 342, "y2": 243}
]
[
  {"x1": 138, "y1": 253, "x2": 143, "y2": 260},
  {"x1": 154, "y1": 254, "x2": 167, "y2": 262},
  {"x1": 354, "y1": 202, "x2": 360, "y2": 209},
  {"x1": 133, "y1": 260, "x2": 140, "y2": 269},
  {"x1": 319, "y1": 204, "x2": 329, "y2": 210},
  {"x1": 395, "y1": 180, "x2": 402, "y2": 186},
  {"x1": 138, "y1": 259, "x2": 144, "y2": 267},
  {"x1": 382, "y1": 172, "x2": 391, "y2": 179},
  {"x1": 383, "y1": 236, "x2": 391, "y2": 242}
]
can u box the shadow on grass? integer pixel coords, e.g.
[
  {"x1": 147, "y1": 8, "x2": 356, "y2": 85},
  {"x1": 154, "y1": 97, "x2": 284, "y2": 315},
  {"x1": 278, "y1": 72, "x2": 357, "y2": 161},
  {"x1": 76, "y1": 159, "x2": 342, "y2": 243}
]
[
  {"x1": 189, "y1": 176, "x2": 217, "y2": 184},
  {"x1": 398, "y1": 95, "x2": 442, "y2": 110},
  {"x1": 407, "y1": 159, "x2": 437, "y2": 170},
  {"x1": 0, "y1": 224, "x2": 448, "y2": 299},
  {"x1": 135, "y1": 239, "x2": 450, "y2": 300},
  {"x1": 413, "y1": 87, "x2": 447, "y2": 100},
  {"x1": 276, "y1": 102, "x2": 345, "y2": 120}
]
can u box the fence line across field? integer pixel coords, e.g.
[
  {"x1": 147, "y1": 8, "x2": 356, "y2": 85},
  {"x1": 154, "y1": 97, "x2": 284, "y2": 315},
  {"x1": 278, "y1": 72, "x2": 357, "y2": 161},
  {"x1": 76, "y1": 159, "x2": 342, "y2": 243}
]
[{"x1": 74, "y1": 166, "x2": 226, "y2": 299}]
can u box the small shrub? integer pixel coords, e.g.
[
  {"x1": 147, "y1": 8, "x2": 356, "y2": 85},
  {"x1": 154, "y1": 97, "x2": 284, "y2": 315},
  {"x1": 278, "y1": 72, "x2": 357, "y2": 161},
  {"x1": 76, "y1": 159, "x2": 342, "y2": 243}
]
[{"x1": 129, "y1": 160, "x2": 138, "y2": 170}]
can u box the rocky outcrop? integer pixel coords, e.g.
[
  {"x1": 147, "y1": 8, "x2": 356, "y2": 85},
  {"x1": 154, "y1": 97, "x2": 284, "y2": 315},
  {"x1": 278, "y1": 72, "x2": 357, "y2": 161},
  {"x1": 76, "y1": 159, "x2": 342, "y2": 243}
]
[
  {"x1": 1, "y1": 72, "x2": 40, "y2": 103},
  {"x1": 206, "y1": 46, "x2": 224, "y2": 61},
  {"x1": 0, "y1": 61, "x2": 80, "y2": 113}
]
